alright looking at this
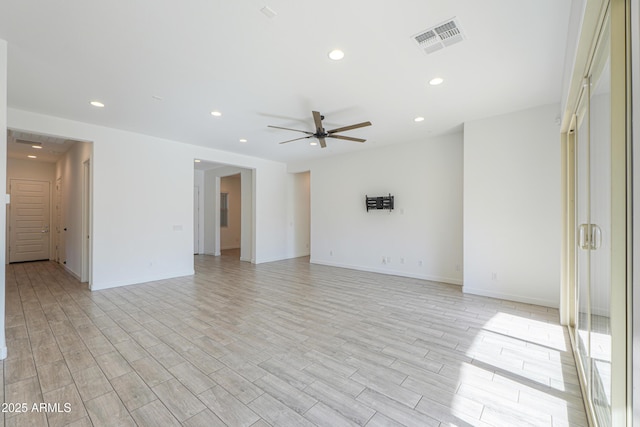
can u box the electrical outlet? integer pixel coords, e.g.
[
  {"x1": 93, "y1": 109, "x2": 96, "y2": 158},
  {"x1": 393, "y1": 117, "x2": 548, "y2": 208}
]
[{"x1": 491, "y1": 272, "x2": 498, "y2": 280}]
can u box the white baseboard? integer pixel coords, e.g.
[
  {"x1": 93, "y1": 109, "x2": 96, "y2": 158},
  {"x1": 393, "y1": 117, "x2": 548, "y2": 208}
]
[
  {"x1": 63, "y1": 264, "x2": 81, "y2": 281},
  {"x1": 91, "y1": 269, "x2": 195, "y2": 291},
  {"x1": 309, "y1": 258, "x2": 463, "y2": 286},
  {"x1": 462, "y1": 286, "x2": 558, "y2": 309}
]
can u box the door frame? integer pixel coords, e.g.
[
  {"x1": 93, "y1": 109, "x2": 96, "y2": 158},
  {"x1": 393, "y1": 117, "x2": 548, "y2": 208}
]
[
  {"x1": 560, "y1": 0, "x2": 632, "y2": 425},
  {"x1": 81, "y1": 159, "x2": 92, "y2": 286}
]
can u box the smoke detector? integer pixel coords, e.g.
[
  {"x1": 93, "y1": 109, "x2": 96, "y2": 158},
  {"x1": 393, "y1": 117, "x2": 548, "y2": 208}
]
[{"x1": 412, "y1": 17, "x2": 465, "y2": 55}]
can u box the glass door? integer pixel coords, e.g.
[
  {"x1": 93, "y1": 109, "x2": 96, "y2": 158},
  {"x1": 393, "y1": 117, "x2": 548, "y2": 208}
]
[
  {"x1": 588, "y1": 27, "x2": 611, "y2": 424},
  {"x1": 573, "y1": 14, "x2": 612, "y2": 427}
]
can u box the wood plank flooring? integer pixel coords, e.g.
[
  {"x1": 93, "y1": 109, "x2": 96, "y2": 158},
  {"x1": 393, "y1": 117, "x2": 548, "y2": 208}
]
[{"x1": 2, "y1": 254, "x2": 588, "y2": 426}]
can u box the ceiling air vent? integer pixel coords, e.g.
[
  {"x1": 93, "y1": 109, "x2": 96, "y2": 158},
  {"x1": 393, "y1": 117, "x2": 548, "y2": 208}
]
[{"x1": 412, "y1": 17, "x2": 465, "y2": 54}]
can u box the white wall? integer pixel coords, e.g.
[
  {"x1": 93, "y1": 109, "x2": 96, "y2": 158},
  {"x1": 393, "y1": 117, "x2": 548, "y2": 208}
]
[
  {"x1": 304, "y1": 134, "x2": 463, "y2": 284},
  {"x1": 286, "y1": 171, "x2": 310, "y2": 258},
  {"x1": 8, "y1": 108, "x2": 291, "y2": 290},
  {"x1": 254, "y1": 163, "x2": 288, "y2": 263},
  {"x1": 220, "y1": 174, "x2": 241, "y2": 250},
  {"x1": 56, "y1": 142, "x2": 92, "y2": 279},
  {"x1": 7, "y1": 158, "x2": 56, "y2": 182},
  {"x1": 6, "y1": 158, "x2": 56, "y2": 261},
  {"x1": 0, "y1": 39, "x2": 8, "y2": 359},
  {"x1": 463, "y1": 104, "x2": 561, "y2": 307}
]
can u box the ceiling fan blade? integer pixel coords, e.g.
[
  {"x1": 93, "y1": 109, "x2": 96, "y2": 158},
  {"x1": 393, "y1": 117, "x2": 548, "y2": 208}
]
[
  {"x1": 268, "y1": 125, "x2": 313, "y2": 135},
  {"x1": 327, "y1": 134, "x2": 366, "y2": 143},
  {"x1": 279, "y1": 136, "x2": 312, "y2": 144},
  {"x1": 318, "y1": 137, "x2": 327, "y2": 148},
  {"x1": 312, "y1": 111, "x2": 324, "y2": 132},
  {"x1": 327, "y1": 121, "x2": 372, "y2": 134}
]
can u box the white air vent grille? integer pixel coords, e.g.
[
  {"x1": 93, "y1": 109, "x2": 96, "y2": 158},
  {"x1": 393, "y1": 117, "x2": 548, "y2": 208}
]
[
  {"x1": 15, "y1": 139, "x2": 40, "y2": 146},
  {"x1": 413, "y1": 17, "x2": 465, "y2": 54}
]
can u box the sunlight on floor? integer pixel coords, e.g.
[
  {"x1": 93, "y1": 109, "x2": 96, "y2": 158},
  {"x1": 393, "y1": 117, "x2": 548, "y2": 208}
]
[{"x1": 450, "y1": 310, "x2": 587, "y2": 426}]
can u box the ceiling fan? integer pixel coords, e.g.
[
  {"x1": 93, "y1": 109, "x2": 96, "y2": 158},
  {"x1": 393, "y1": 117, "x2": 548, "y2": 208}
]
[{"x1": 268, "y1": 111, "x2": 372, "y2": 148}]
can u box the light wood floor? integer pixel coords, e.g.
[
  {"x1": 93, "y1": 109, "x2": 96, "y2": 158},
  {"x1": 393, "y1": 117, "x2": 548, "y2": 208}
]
[{"x1": 2, "y1": 255, "x2": 588, "y2": 426}]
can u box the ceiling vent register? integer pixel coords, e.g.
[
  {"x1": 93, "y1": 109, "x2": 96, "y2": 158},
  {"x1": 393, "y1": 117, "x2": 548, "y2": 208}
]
[{"x1": 412, "y1": 17, "x2": 465, "y2": 54}]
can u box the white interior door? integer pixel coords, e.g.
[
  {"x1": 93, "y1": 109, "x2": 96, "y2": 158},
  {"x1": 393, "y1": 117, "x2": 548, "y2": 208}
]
[{"x1": 9, "y1": 179, "x2": 51, "y2": 263}]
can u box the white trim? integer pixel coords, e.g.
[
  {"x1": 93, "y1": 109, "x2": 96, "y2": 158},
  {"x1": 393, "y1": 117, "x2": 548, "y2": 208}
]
[
  {"x1": 310, "y1": 258, "x2": 463, "y2": 286},
  {"x1": 91, "y1": 269, "x2": 195, "y2": 291},
  {"x1": 462, "y1": 286, "x2": 559, "y2": 309},
  {"x1": 0, "y1": 346, "x2": 6, "y2": 360},
  {"x1": 63, "y1": 264, "x2": 81, "y2": 281}
]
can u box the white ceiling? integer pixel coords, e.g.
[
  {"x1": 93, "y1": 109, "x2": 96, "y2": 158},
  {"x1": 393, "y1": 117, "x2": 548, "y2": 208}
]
[
  {"x1": 0, "y1": 0, "x2": 572, "y2": 164},
  {"x1": 7, "y1": 130, "x2": 76, "y2": 163}
]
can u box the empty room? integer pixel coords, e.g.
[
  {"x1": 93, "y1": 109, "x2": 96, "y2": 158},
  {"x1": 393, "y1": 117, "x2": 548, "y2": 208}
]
[{"x1": 0, "y1": 0, "x2": 639, "y2": 426}]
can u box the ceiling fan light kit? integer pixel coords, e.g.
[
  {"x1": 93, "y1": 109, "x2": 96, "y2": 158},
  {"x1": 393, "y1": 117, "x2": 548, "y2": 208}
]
[{"x1": 269, "y1": 111, "x2": 371, "y2": 149}]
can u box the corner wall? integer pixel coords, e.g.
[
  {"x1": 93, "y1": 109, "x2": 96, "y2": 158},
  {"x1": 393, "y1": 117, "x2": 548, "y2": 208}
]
[{"x1": 463, "y1": 104, "x2": 561, "y2": 307}]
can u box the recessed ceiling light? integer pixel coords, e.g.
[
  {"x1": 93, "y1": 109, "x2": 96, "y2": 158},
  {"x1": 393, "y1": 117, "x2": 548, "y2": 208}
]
[
  {"x1": 414, "y1": 116, "x2": 425, "y2": 122},
  {"x1": 28, "y1": 155, "x2": 37, "y2": 159},
  {"x1": 429, "y1": 77, "x2": 444, "y2": 86},
  {"x1": 310, "y1": 141, "x2": 318, "y2": 146},
  {"x1": 194, "y1": 159, "x2": 201, "y2": 163},
  {"x1": 328, "y1": 49, "x2": 345, "y2": 61},
  {"x1": 32, "y1": 145, "x2": 43, "y2": 149},
  {"x1": 239, "y1": 139, "x2": 247, "y2": 143},
  {"x1": 90, "y1": 101, "x2": 105, "y2": 108},
  {"x1": 210, "y1": 111, "x2": 222, "y2": 117}
]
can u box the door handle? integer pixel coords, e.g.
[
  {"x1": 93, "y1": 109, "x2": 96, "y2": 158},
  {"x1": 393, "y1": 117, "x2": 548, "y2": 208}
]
[
  {"x1": 578, "y1": 223, "x2": 601, "y2": 250},
  {"x1": 41, "y1": 226, "x2": 50, "y2": 234},
  {"x1": 579, "y1": 224, "x2": 589, "y2": 250},
  {"x1": 591, "y1": 224, "x2": 602, "y2": 249}
]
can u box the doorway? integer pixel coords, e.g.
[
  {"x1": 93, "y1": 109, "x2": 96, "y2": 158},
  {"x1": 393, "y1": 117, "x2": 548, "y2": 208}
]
[
  {"x1": 54, "y1": 177, "x2": 65, "y2": 264},
  {"x1": 194, "y1": 162, "x2": 254, "y2": 263},
  {"x1": 194, "y1": 185, "x2": 200, "y2": 255},
  {"x1": 220, "y1": 174, "x2": 241, "y2": 258}
]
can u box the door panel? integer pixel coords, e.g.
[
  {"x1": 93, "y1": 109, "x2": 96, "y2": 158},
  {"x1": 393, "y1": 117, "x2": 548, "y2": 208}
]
[
  {"x1": 9, "y1": 179, "x2": 51, "y2": 263},
  {"x1": 572, "y1": 14, "x2": 612, "y2": 427},
  {"x1": 575, "y1": 94, "x2": 590, "y2": 386},
  {"x1": 588, "y1": 28, "x2": 612, "y2": 426}
]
